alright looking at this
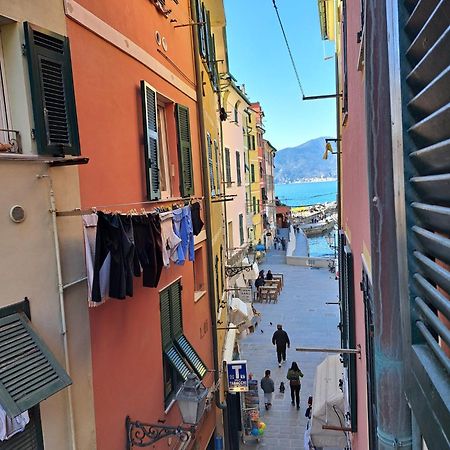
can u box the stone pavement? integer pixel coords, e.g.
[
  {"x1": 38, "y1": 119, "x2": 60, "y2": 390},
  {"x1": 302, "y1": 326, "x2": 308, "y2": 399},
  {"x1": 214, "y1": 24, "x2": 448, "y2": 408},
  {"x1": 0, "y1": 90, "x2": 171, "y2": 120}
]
[{"x1": 239, "y1": 249, "x2": 340, "y2": 449}]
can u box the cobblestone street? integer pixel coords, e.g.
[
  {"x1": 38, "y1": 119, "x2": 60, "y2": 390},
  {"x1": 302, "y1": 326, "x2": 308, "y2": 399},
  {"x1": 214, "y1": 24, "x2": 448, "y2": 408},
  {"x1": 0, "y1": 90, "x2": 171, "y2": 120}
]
[{"x1": 239, "y1": 249, "x2": 340, "y2": 449}]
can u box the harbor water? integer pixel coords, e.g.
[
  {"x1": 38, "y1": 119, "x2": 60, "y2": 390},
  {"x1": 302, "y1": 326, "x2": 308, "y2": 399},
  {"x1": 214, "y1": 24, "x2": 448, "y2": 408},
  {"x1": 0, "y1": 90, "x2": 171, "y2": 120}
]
[{"x1": 275, "y1": 181, "x2": 338, "y2": 257}]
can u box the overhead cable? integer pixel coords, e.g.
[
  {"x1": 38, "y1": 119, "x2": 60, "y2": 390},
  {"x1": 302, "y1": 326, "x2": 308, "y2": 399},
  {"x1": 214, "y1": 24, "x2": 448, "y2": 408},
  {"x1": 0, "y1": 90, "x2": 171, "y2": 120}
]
[{"x1": 272, "y1": 0, "x2": 306, "y2": 98}]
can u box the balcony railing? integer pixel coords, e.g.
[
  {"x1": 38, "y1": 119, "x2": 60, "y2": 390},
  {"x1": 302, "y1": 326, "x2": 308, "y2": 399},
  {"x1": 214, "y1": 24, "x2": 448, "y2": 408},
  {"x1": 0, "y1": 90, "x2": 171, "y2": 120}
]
[{"x1": 0, "y1": 129, "x2": 22, "y2": 154}]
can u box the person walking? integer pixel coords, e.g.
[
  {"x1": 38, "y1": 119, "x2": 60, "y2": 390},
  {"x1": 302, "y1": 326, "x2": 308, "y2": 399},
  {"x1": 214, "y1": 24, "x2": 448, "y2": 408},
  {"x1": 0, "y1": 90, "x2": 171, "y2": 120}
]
[
  {"x1": 260, "y1": 369, "x2": 275, "y2": 410},
  {"x1": 287, "y1": 362, "x2": 304, "y2": 409},
  {"x1": 272, "y1": 324, "x2": 290, "y2": 367}
]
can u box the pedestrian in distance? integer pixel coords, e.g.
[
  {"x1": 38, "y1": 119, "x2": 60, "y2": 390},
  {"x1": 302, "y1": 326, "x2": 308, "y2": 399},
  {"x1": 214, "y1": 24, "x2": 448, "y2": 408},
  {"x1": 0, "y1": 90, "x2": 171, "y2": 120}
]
[
  {"x1": 287, "y1": 362, "x2": 304, "y2": 410},
  {"x1": 281, "y1": 237, "x2": 286, "y2": 251},
  {"x1": 260, "y1": 369, "x2": 275, "y2": 410},
  {"x1": 266, "y1": 270, "x2": 273, "y2": 280},
  {"x1": 272, "y1": 324, "x2": 290, "y2": 367}
]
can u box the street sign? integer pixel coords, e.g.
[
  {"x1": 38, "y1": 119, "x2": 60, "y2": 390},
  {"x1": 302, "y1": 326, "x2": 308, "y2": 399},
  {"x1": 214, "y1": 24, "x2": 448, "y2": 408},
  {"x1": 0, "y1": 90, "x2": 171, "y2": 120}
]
[{"x1": 227, "y1": 360, "x2": 248, "y2": 392}]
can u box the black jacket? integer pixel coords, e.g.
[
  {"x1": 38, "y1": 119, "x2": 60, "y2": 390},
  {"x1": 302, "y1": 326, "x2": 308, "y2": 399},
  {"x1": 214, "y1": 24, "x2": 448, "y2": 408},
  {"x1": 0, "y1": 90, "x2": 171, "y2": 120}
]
[{"x1": 272, "y1": 329, "x2": 290, "y2": 349}]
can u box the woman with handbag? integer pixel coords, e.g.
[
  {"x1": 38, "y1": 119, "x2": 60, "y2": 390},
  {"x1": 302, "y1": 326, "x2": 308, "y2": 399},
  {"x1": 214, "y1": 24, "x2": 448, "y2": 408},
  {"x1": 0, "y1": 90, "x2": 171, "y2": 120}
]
[{"x1": 286, "y1": 362, "x2": 304, "y2": 409}]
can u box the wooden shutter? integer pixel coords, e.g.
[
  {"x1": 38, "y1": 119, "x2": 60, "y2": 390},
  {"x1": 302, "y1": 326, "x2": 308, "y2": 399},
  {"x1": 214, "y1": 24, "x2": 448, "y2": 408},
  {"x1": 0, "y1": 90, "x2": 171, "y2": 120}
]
[
  {"x1": 24, "y1": 23, "x2": 80, "y2": 156},
  {"x1": 343, "y1": 245, "x2": 357, "y2": 431},
  {"x1": 204, "y1": 10, "x2": 212, "y2": 72},
  {"x1": 225, "y1": 148, "x2": 231, "y2": 187},
  {"x1": 400, "y1": 1, "x2": 450, "y2": 446},
  {"x1": 140, "y1": 81, "x2": 160, "y2": 200},
  {"x1": 210, "y1": 34, "x2": 218, "y2": 91},
  {"x1": 175, "y1": 104, "x2": 194, "y2": 197},
  {"x1": 236, "y1": 151, "x2": 242, "y2": 186},
  {"x1": 160, "y1": 288, "x2": 172, "y2": 350},
  {"x1": 175, "y1": 335, "x2": 207, "y2": 379},
  {"x1": 169, "y1": 280, "x2": 183, "y2": 339},
  {"x1": 164, "y1": 346, "x2": 190, "y2": 381},
  {"x1": 207, "y1": 134, "x2": 215, "y2": 195},
  {"x1": 0, "y1": 313, "x2": 72, "y2": 418},
  {"x1": 196, "y1": 0, "x2": 206, "y2": 58}
]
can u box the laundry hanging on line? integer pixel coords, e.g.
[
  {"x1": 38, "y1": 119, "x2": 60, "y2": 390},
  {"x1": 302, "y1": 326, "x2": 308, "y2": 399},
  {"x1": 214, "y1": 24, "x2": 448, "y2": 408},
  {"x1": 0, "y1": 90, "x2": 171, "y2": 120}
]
[{"x1": 82, "y1": 202, "x2": 203, "y2": 306}]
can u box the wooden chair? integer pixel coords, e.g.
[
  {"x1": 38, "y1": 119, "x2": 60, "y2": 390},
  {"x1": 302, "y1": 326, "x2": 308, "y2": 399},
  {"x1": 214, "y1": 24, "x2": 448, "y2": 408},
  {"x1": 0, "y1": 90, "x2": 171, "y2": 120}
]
[{"x1": 272, "y1": 273, "x2": 284, "y2": 290}]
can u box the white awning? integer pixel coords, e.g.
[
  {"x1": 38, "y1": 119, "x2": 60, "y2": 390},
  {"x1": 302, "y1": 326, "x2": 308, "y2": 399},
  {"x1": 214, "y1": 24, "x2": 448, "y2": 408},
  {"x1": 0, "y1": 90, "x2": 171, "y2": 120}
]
[
  {"x1": 242, "y1": 259, "x2": 259, "y2": 281},
  {"x1": 222, "y1": 324, "x2": 237, "y2": 363},
  {"x1": 235, "y1": 273, "x2": 247, "y2": 288},
  {"x1": 229, "y1": 298, "x2": 249, "y2": 325},
  {"x1": 310, "y1": 355, "x2": 348, "y2": 448}
]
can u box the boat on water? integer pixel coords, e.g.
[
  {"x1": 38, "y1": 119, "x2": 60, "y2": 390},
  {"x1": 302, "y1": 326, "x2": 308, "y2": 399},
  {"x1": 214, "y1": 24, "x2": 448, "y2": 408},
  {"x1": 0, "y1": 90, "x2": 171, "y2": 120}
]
[{"x1": 299, "y1": 218, "x2": 335, "y2": 236}]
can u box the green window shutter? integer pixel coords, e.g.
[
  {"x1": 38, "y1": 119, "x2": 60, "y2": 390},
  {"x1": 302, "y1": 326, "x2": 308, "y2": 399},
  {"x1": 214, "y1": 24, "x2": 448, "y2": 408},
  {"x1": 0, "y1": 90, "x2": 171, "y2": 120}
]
[
  {"x1": 252, "y1": 196, "x2": 256, "y2": 214},
  {"x1": 225, "y1": 148, "x2": 231, "y2": 187},
  {"x1": 140, "y1": 81, "x2": 161, "y2": 201},
  {"x1": 210, "y1": 34, "x2": 218, "y2": 91},
  {"x1": 160, "y1": 288, "x2": 172, "y2": 350},
  {"x1": 175, "y1": 104, "x2": 194, "y2": 197},
  {"x1": 24, "y1": 22, "x2": 80, "y2": 156},
  {"x1": 251, "y1": 164, "x2": 255, "y2": 183},
  {"x1": 175, "y1": 335, "x2": 207, "y2": 379},
  {"x1": 236, "y1": 151, "x2": 242, "y2": 186},
  {"x1": 207, "y1": 134, "x2": 215, "y2": 195},
  {"x1": 214, "y1": 140, "x2": 221, "y2": 195},
  {"x1": 205, "y1": 10, "x2": 212, "y2": 71},
  {"x1": 0, "y1": 313, "x2": 72, "y2": 418},
  {"x1": 169, "y1": 280, "x2": 183, "y2": 339},
  {"x1": 196, "y1": 0, "x2": 206, "y2": 58}
]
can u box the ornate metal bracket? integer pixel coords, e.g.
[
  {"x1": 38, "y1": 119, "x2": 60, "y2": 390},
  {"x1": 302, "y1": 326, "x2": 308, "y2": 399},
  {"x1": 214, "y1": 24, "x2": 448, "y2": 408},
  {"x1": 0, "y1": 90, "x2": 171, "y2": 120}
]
[
  {"x1": 126, "y1": 416, "x2": 194, "y2": 449},
  {"x1": 224, "y1": 264, "x2": 253, "y2": 278}
]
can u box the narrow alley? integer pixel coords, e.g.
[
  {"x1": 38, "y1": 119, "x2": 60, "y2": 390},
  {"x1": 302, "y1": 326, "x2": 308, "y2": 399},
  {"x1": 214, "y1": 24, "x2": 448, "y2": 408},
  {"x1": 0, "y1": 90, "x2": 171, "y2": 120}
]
[{"x1": 239, "y1": 249, "x2": 340, "y2": 449}]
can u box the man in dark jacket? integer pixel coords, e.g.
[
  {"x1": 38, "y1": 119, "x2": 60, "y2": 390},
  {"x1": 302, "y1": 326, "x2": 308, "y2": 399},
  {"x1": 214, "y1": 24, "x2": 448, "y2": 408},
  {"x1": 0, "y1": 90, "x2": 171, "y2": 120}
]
[{"x1": 272, "y1": 324, "x2": 290, "y2": 367}]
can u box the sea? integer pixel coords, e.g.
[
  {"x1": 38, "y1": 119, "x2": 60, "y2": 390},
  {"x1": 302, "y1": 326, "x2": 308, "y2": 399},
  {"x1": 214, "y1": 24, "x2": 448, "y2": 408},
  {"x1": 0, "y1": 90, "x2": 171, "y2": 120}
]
[{"x1": 275, "y1": 180, "x2": 338, "y2": 258}]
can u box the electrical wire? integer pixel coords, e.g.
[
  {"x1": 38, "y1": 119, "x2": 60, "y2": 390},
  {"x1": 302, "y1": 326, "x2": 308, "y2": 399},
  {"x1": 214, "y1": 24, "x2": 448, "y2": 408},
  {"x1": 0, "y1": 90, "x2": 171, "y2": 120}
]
[{"x1": 272, "y1": 0, "x2": 306, "y2": 98}]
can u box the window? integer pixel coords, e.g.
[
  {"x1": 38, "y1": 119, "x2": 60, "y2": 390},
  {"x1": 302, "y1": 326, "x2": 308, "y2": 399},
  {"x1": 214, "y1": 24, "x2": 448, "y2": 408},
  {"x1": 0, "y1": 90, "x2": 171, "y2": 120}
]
[
  {"x1": 225, "y1": 147, "x2": 232, "y2": 187},
  {"x1": 0, "y1": 299, "x2": 71, "y2": 449},
  {"x1": 236, "y1": 151, "x2": 242, "y2": 186},
  {"x1": 160, "y1": 280, "x2": 207, "y2": 403},
  {"x1": 233, "y1": 102, "x2": 239, "y2": 124},
  {"x1": 24, "y1": 23, "x2": 80, "y2": 156},
  {"x1": 252, "y1": 196, "x2": 256, "y2": 214},
  {"x1": 239, "y1": 214, "x2": 244, "y2": 245},
  {"x1": 142, "y1": 84, "x2": 193, "y2": 200},
  {"x1": 194, "y1": 247, "x2": 206, "y2": 296},
  {"x1": 250, "y1": 164, "x2": 255, "y2": 183},
  {"x1": 214, "y1": 140, "x2": 221, "y2": 195},
  {"x1": 157, "y1": 104, "x2": 171, "y2": 199},
  {"x1": 228, "y1": 221, "x2": 233, "y2": 249},
  {"x1": 0, "y1": 32, "x2": 14, "y2": 152}
]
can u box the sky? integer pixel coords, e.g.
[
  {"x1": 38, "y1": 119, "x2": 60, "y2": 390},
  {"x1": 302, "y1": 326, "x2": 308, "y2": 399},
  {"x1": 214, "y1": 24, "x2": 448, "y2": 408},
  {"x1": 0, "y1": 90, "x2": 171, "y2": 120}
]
[{"x1": 223, "y1": 0, "x2": 336, "y2": 150}]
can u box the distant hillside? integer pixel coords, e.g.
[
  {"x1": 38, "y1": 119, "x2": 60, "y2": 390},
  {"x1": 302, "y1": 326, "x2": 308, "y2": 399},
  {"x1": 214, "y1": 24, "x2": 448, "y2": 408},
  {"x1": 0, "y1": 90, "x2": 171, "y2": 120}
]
[{"x1": 274, "y1": 137, "x2": 337, "y2": 183}]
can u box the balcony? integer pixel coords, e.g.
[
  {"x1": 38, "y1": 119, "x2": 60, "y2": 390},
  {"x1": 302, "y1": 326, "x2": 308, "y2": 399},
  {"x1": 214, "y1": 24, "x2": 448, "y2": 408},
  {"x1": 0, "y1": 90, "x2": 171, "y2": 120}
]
[{"x1": 0, "y1": 129, "x2": 22, "y2": 154}]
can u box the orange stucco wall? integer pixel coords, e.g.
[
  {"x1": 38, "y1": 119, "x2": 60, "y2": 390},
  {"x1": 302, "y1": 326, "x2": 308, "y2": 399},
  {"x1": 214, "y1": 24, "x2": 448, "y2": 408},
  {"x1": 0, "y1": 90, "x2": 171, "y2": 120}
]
[
  {"x1": 66, "y1": 1, "x2": 215, "y2": 447},
  {"x1": 340, "y1": 3, "x2": 371, "y2": 449}
]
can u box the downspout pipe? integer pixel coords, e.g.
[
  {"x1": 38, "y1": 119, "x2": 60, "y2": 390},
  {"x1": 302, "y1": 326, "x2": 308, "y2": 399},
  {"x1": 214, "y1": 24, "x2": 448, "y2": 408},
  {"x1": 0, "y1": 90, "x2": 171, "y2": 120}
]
[
  {"x1": 364, "y1": 0, "x2": 412, "y2": 447},
  {"x1": 38, "y1": 173, "x2": 77, "y2": 450},
  {"x1": 189, "y1": 0, "x2": 227, "y2": 414}
]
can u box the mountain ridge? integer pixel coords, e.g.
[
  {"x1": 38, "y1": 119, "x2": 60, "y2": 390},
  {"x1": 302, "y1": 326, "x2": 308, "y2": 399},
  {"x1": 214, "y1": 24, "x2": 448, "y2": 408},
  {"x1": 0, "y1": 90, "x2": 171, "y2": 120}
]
[{"x1": 274, "y1": 137, "x2": 337, "y2": 184}]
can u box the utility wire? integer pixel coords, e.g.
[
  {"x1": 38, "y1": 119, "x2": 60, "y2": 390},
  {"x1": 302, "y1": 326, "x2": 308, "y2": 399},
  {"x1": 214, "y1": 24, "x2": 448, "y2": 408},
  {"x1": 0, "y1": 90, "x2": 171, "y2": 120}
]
[{"x1": 272, "y1": 0, "x2": 306, "y2": 98}]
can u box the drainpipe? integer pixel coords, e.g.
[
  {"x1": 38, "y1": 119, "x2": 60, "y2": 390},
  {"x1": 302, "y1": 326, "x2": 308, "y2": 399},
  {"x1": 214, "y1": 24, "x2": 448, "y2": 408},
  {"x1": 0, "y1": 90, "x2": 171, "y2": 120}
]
[
  {"x1": 334, "y1": 54, "x2": 341, "y2": 230},
  {"x1": 189, "y1": 0, "x2": 227, "y2": 420},
  {"x1": 365, "y1": 0, "x2": 412, "y2": 447},
  {"x1": 37, "y1": 173, "x2": 77, "y2": 450}
]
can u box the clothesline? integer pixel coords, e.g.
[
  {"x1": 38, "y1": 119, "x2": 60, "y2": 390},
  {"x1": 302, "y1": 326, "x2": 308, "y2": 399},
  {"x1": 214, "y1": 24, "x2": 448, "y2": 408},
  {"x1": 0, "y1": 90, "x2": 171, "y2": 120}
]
[{"x1": 54, "y1": 196, "x2": 205, "y2": 217}]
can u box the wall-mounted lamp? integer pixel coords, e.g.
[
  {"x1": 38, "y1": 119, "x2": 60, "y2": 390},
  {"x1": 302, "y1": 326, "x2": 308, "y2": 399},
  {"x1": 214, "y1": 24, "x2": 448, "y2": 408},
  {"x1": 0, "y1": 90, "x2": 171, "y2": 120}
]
[
  {"x1": 322, "y1": 138, "x2": 341, "y2": 160},
  {"x1": 126, "y1": 373, "x2": 208, "y2": 448}
]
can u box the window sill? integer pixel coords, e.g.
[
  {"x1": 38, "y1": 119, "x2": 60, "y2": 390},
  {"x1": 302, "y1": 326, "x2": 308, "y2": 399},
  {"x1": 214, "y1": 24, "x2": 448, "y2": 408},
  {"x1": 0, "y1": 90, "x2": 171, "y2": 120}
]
[
  {"x1": 0, "y1": 153, "x2": 89, "y2": 166},
  {"x1": 194, "y1": 291, "x2": 207, "y2": 302},
  {"x1": 164, "y1": 397, "x2": 177, "y2": 414}
]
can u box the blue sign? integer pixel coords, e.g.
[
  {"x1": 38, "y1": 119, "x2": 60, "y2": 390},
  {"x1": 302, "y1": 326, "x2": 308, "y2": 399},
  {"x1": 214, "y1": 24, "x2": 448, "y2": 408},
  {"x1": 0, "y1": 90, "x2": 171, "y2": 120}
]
[{"x1": 227, "y1": 360, "x2": 248, "y2": 392}]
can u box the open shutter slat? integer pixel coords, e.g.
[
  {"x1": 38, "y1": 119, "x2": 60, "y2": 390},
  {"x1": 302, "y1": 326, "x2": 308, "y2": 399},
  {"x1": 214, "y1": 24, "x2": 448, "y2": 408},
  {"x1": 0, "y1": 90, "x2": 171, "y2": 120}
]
[
  {"x1": 175, "y1": 104, "x2": 194, "y2": 197},
  {"x1": 0, "y1": 313, "x2": 71, "y2": 418},
  {"x1": 175, "y1": 335, "x2": 207, "y2": 379},
  {"x1": 196, "y1": 0, "x2": 206, "y2": 58},
  {"x1": 207, "y1": 135, "x2": 215, "y2": 196},
  {"x1": 141, "y1": 81, "x2": 161, "y2": 200},
  {"x1": 165, "y1": 346, "x2": 190, "y2": 381}
]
